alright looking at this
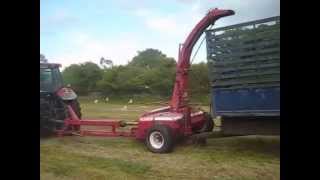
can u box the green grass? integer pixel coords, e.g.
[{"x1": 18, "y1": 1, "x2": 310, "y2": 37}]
[{"x1": 40, "y1": 98, "x2": 280, "y2": 180}]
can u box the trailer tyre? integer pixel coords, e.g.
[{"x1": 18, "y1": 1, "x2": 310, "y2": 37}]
[{"x1": 146, "y1": 125, "x2": 174, "y2": 153}]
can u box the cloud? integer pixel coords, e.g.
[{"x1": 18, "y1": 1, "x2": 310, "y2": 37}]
[
  {"x1": 50, "y1": 9, "x2": 74, "y2": 24},
  {"x1": 133, "y1": 8, "x2": 200, "y2": 39},
  {"x1": 133, "y1": 8, "x2": 152, "y2": 17},
  {"x1": 42, "y1": 0, "x2": 280, "y2": 68},
  {"x1": 130, "y1": 7, "x2": 207, "y2": 63},
  {"x1": 145, "y1": 16, "x2": 179, "y2": 34},
  {"x1": 41, "y1": 8, "x2": 79, "y2": 35},
  {"x1": 135, "y1": 0, "x2": 279, "y2": 63},
  {"x1": 176, "y1": 0, "x2": 195, "y2": 3},
  {"x1": 175, "y1": 0, "x2": 280, "y2": 26},
  {"x1": 50, "y1": 32, "x2": 144, "y2": 69},
  {"x1": 191, "y1": 2, "x2": 201, "y2": 12}
]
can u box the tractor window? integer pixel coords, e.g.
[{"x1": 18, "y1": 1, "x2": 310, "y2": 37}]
[
  {"x1": 40, "y1": 68, "x2": 53, "y2": 92},
  {"x1": 52, "y1": 68, "x2": 64, "y2": 89}
]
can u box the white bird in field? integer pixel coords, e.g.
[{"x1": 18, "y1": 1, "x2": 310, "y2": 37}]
[
  {"x1": 128, "y1": 99, "x2": 133, "y2": 104},
  {"x1": 121, "y1": 105, "x2": 128, "y2": 111},
  {"x1": 105, "y1": 97, "x2": 109, "y2": 102},
  {"x1": 94, "y1": 99, "x2": 99, "y2": 104}
]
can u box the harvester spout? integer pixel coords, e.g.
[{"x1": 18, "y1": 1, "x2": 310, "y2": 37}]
[{"x1": 170, "y1": 8, "x2": 235, "y2": 111}]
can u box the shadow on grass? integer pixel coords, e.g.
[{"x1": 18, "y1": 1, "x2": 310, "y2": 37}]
[
  {"x1": 176, "y1": 135, "x2": 279, "y2": 160},
  {"x1": 207, "y1": 135, "x2": 279, "y2": 158}
]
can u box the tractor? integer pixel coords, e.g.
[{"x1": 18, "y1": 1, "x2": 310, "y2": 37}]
[{"x1": 40, "y1": 63, "x2": 81, "y2": 136}]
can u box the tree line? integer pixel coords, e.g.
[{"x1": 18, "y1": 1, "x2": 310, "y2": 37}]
[{"x1": 60, "y1": 48, "x2": 210, "y2": 98}]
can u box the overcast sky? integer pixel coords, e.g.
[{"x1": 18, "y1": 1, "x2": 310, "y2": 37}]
[{"x1": 40, "y1": 0, "x2": 280, "y2": 69}]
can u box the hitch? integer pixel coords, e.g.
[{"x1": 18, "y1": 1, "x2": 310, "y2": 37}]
[{"x1": 56, "y1": 105, "x2": 138, "y2": 138}]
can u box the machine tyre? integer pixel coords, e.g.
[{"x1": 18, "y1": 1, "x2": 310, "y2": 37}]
[
  {"x1": 146, "y1": 125, "x2": 174, "y2": 153},
  {"x1": 199, "y1": 113, "x2": 214, "y2": 133}
]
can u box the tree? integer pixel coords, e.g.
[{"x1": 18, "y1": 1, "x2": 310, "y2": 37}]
[
  {"x1": 96, "y1": 67, "x2": 119, "y2": 95},
  {"x1": 128, "y1": 49, "x2": 177, "y2": 96},
  {"x1": 129, "y1": 48, "x2": 176, "y2": 69},
  {"x1": 62, "y1": 62, "x2": 102, "y2": 95},
  {"x1": 61, "y1": 48, "x2": 211, "y2": 99},
  {"x1": 40, "y1": 54, "x2": 48, "y2": 63},
  {"x1": 100, "y1": 57, "x2": 113, "y2": 69},
  {"x1": 189, "y1": 62, "x2": 209, "y2": 96}
]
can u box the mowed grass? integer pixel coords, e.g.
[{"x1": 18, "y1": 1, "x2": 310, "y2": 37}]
[{"x1": 40, "y1": 98, "x2": 280, "y2": 180}]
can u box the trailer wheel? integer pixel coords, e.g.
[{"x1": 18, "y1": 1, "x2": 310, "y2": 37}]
[{"x1": 146, "y1": 125, "x2": 174, "y2": 153}]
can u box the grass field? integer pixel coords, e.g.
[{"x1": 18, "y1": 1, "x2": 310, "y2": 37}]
[{"x1": 40, "y1": 98, "x2": 280, "y2": 180}]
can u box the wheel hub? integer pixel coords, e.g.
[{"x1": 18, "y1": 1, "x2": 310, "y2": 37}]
[{"x1": 149, "y1": 131, "x2": 164, "y2": 149}]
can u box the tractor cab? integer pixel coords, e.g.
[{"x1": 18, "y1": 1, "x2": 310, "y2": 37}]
[
  {"x1": 40, "y1": 62, "x2": 81, "y2": 136},
  {"x1": 40, "y1": 63, "x2": 64, "y2": 93}
]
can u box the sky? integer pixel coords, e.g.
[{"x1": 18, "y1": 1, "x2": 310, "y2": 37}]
[{"x1": 40, "y1": 0, "x2": 280, "y2": 69}]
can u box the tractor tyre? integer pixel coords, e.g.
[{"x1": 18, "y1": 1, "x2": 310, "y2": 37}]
[
  {"x1": 40, "y1": 95, "x2": 68, "y2": 137},
  {"x1": 146, "y1": 125, "x2": 174, "y2": 153},
  {"x1": 199, "y1": 113, "x2": 214, "y2": 133}
]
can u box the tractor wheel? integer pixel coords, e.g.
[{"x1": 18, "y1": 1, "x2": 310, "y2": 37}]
[
  {"x1": 146, "y1": 125, "x2": 174, "y2": 153},
  {"x1": 40, "y1": 96, "x2": 68, "y2": 136},
  {"x1": 199, "y1": 113, "x2": 214, "y2": 133}
]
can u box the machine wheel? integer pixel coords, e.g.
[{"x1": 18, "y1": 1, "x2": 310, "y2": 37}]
[
  {"x1": 199, "y1": 113, "x2": 214, "y2": 133},
  {"x1": 146, "y1": 125, "x2": 174, "y2": 153}
]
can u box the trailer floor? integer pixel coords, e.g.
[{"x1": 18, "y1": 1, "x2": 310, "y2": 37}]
[{"x1": 40, "y1": 100, "x2": 280, "y2": 180}]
